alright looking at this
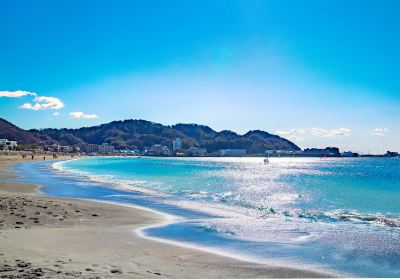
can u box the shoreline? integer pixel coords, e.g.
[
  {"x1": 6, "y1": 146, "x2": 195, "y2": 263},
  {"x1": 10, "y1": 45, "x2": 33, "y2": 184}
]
[{"x1": 0, "y1": 155, "x2": 333, "y2": 278}]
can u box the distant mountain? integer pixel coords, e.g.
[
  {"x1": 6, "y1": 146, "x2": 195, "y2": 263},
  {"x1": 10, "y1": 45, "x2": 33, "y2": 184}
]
[
  {"x1": 0, "y1": 118, "x2": 54, "y2": 145},
  {"x1": 1, "y1": 118, "x2": 300, "y2": 154}
]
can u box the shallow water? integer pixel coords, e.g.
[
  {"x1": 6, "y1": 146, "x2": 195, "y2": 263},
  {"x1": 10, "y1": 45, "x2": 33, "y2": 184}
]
[{"x1": 13, "y1": 157, "x2": 400, "y2": 277}]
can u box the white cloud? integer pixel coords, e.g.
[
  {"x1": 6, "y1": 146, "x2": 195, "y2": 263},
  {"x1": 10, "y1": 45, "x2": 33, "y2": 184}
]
[
  {"x1": 0, "y1": 90, "x2": 36, "y2": 98},
  {"x1": 1, "y1": 90, "x2": 64, "y2": 112},
  {"x1": 310, "y1": 127, "x2": 351, "y2": 138},
  {"x1": 69, "y1": 112, "x2": 99, "y2": 119},
  {"x1": 291, "y1": 128, "x2": 306, "y2": 135},
  {"x1": 276, "y1": 127, "x2": 351, "y2": 141},
  {"x1": 287, "y1": 135, "x2": 304, "y2": 141},
  {"x1": 53, "y1": 112, "x2": 59, "y2": 116},
  {"x1": 276, "y1": 130, "x2": 290, "y2": 135},
  {"x1": 276, "y1": 128, "x2": 306, "y2": 136},
  {"x1": 371, "y1": 128, "x2": 388, "y2": 137},
  {"x1": 20, "y1": 96, "x2": 64, "y2": 111},
  {"x1": 276, "y1": 128, "x2": 307, "y2": 141}
]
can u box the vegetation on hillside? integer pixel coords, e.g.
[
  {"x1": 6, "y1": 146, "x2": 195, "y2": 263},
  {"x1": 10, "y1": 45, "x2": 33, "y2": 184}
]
[{"x1": 0, "y1": 118, "x2": 300, "y2": 154}]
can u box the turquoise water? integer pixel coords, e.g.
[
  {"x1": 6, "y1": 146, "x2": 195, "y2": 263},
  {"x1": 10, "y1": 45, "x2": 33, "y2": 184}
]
[
  {"x1": 57, "y1": 157, "x2": 400, "y2": 222},
  {"x1": 27, "y1": 157, "x2": 400, "y2": 276}
]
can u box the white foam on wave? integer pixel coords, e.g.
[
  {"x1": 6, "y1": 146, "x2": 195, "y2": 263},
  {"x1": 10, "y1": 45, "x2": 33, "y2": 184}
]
[
  {"x1": 51, "y1": 158, "x2": 76, "y2": 172},
  {"x1": 86, "y1": 174, "x2": 167, "y2": 196},
  {"x1": 164, "y1": 195, "x2": 400, "y2": 244},
  {"x1": 52, "y1": 158, "x2": 168, "y2": 197},
  {"x1": 135, "y1": 218, "x2": 343, "y2": 277},
  {"x1": 163, "y1": 198, "x2": 312, "y2": 242}
]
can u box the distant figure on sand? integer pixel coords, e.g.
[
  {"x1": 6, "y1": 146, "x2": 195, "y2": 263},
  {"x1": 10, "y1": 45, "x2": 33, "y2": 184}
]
[{"x1": 31, "y1": 155, "x2": 34, "y2": 160}]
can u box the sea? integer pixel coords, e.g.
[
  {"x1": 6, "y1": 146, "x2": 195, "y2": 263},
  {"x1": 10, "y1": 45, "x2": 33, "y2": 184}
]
[{"x1": 12, "y1": 157, "x2": 400, "y2": 277}]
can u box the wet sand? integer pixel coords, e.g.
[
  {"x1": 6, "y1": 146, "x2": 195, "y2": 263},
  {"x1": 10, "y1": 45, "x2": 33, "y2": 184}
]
[{"x1": 0, "y1": 155, "x2": 332, "y2": 278}]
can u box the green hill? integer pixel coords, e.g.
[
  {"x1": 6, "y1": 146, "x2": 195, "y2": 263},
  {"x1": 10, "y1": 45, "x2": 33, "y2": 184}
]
[{"x1": 0, "y1": 118, "x2": 300, "y2": 154}]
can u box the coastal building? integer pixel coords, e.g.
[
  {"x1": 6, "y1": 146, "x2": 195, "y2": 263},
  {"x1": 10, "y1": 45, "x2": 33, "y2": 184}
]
[
  {"x1": 7, "y1": 140, "x2": 17, "y2": 149},
  {"x1": 57, "y1": 145, "x2": 73, "y2": 153},
  {"x1": 219, "y1": 149, "x2": 246, "y2": 157},
  {"x1": 303, "y1": 147, "x2": 340, "y2": 157},
  {"x1": 120, "y1": 149, "x2": 140, "y2": 156},
  {"x1": 265, "y1": 150, "x2": 284, "y2": 157},
  {"x1": 98, "y1": 143, "x2": 115, "y2": 154},
  {"x1": 146, "y1": 144, "x2": 171, "y2": 156},
  {"x1": 265, "y1": 150, "x2": 274, "y2": 156},
  {"x1": 172, "y1": 138, "x2": 182, "y2": 152},
  {"x1": 384, "y1": 151, "x2": 399, "y2": 157},
  {"x1": 341, "y1": 151, "x2": 359, "y2": 157},
  {"x1": 85, "y1": 144, "x2": 99, "y2": 153},
  {"x1": 342, "y1": 151, "x2": 353, "y2": 157},
  {"x1": 266, "y1": 150, "x2": 304, "y2": 157},
  {"x1": 174, "y1": 150, "x2": 187, "y2": 156},
  {"x1": 0, "y1": 139, "x2": 18, "y2": 150},
  {"x1": 188, "y1": 147, "x2": 207, "y2": 156}
]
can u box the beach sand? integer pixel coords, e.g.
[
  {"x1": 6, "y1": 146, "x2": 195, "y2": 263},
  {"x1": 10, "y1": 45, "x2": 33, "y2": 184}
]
[{"x1": 0, "y1": 156, "x2": 331, "y2": 278}]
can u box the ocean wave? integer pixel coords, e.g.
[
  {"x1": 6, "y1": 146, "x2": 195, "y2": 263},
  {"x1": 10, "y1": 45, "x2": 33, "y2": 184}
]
[
  {"x1": 269, "y1": 208, "x2": 400, "y2": 230},
  {"x1": 166, "y1": 197, "x2": 400, "y2": 243},
  {"x1": 52, "y1": 159, "x2": 169, "y2": 196},
  {"x1": 51, "y1": 159, "x2": 76, "y2": 172},
  {"x1": 321, "y1": 210, "x2": 400, "y2": 228}
]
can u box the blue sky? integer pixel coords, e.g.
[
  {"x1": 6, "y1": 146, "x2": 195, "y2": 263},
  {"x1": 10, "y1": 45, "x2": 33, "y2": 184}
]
[{"x1": 1, "y1": 0, "x2": 399, "y2": 153}]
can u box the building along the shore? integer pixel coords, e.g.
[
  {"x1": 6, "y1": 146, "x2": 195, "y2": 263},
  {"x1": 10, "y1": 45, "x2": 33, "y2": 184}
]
[
  {"x1": 0, "y1": 139, "x2": 17, "y2": 150},
  {"x1": 98, "y1": 143, "x2": 115, "y2": 155},
  {"x1": 219, "y1": 149, "x2": 246, "y2": 157},
  {"x1": 57, "y1": 145, "x2": 73, "y2": 153},
  {"x1": 85, "y1": 144, "x2": 99, "y2": 153},
  {"x1": 146, "y1": 144, "x2": 171, "y2": 156},
  {"x1": 188, "y1": 147, "x2": 207, "y2": 156},
  {"x1": 172, "y1": 138, "x2": 182, "y2": 152},
  {"x1": 384, "y1": 151, "x2": 399, "y2": 157},
  {"x1": 303, "y1": 147, "x2": 340, "y2": 157}
]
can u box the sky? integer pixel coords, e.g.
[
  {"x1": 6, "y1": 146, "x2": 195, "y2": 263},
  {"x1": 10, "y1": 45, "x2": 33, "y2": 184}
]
[{"x1": 1, "y1": 0, "x2": 399, "y2": 153}]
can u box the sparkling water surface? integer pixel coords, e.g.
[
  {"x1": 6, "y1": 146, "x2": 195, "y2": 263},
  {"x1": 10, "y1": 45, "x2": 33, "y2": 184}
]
[{"x1": 13, "y1": 157, "x2": 400, "y2": 277}]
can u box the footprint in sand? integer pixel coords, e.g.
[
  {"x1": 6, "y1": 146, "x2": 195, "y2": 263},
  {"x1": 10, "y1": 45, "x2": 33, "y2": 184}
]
[
  {"x1": 110, "y1": 268, "x2": 123, "y2": 274},
  {"x1": 85, "y1": 268, "x2": 94, "y2": 272}
]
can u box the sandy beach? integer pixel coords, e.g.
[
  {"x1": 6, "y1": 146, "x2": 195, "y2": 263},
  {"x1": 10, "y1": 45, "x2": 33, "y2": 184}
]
[{"x1": 0, "y1": 156, "x2": 330, "y2": 278}]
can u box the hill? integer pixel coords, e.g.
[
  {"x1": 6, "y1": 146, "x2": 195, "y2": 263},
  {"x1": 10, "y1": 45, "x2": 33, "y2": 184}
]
[
  {"x1": 1, "y1": 118, "x2": 300, "y2": 154},
  {"x1": 0, "y1": 118, "x2": 54, "y2": 145}
]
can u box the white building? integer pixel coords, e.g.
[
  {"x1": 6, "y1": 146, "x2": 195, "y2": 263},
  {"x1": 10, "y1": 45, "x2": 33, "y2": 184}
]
[
  {"x1": 7, "y1": 141, "x2": 17, "y2": 149},
  {"x1": 172, "y1": 138, "x2": 182, "y2": 152},
  {"x1": 85, "y1": 144, "x2": 99, "y2": 153},
  {"x1": 57, "y1": 145, "x2": 73, "y2": 153},
  {"x1": 146, "y1": 144, "x2": 171, "y2": 156},
  {"x1": 219, "y1": 149, "x2": 246, "y2": 157},
  {"x1": 98, "y1": 143, "x2": 115, "y2": 154},
  {"x1": 0, "y1": 139, "x2": 18, "y2": 150}
]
